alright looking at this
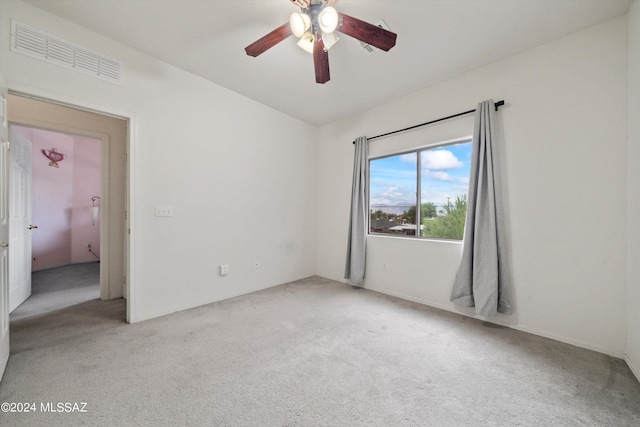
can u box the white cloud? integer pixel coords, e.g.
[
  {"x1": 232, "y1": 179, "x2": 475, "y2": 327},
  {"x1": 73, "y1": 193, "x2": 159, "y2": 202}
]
[
  {"x1": 424, "y1": 170, "x2": 452, "y2": 181},
  {"x1": 400, "y1": 153, "x2": 417, "y2": 164},
  {"x1": 421, "y1": 149, "x2": 462, "y2": 170},
  {"x1": 370, "y1": 185, "x2": 415, "y2": 206}
]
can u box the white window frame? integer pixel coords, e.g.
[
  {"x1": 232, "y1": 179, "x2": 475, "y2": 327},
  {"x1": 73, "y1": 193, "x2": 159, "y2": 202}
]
[{"x1": 368, "y1": 137, "x2": 472, "y2": 241}]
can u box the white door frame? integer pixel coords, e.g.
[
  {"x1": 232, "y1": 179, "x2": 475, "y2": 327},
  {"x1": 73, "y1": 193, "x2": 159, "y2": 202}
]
[{"x1": 7, "y1": 84, "x2": 137, "y2": 323}]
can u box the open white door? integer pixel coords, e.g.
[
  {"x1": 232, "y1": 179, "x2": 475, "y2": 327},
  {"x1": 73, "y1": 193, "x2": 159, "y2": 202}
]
[
  {"x1": 8, "y1": 127, "x2": 32, "y2": 313},
  {"x1": 0, "y1": 75, "x2": 10, "y2": 380}
]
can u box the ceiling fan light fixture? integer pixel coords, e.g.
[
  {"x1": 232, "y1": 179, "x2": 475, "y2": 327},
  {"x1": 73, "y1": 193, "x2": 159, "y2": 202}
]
[
  {"x1": 322, "y1": 32, "x2": 339, "y2": 51},
  {"x1": 297, "y1": 31, "x2": 315, "y2": 54},
  {"x1": 244, "y1": 1, "x2": 397, "y2": 84},
  {"x1": 318, "y1": 6, "x2": 338, "y2": 33},
  {"x1": 290, "y1": 12, "x2": 311, "y2": 38}
]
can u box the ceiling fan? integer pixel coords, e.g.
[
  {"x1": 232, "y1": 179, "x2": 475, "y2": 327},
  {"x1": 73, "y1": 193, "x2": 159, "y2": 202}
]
[{"x1": 244, "y1": 0, "x2": 397, "y2": 84}]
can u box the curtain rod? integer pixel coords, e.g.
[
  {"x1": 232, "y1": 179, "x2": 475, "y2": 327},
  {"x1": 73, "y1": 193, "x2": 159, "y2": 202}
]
[{"x1": 353, "y1": 100, "x2": 505, "y2": 144}]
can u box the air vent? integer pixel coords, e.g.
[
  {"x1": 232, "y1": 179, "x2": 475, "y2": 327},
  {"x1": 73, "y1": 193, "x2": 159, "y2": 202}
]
[
  {"x1": 10, "y1": 20, "x2": 123, "y2": 85},
  {"x1": 359, "y1": 19, "x2": 391, "y2": 55}
]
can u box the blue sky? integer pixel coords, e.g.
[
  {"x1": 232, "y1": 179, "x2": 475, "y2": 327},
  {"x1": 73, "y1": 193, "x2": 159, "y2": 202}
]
[{"x1": 370, "y1": 142, "x2": 472, "y2": 208}]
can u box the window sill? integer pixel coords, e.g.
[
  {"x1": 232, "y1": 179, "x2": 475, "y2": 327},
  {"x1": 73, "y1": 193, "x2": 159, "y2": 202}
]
[{"x1": 367, "y1": 233, "x2": 463, "y2": 245}]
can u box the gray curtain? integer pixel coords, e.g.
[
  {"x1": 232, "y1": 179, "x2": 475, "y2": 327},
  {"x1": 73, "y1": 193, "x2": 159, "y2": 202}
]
[
  {"x1": 344, "y1": 136, "x2": 368, "y2": 285},
  {"x1": 451, "y1": 100, "x2": 512, "y2": 315}
]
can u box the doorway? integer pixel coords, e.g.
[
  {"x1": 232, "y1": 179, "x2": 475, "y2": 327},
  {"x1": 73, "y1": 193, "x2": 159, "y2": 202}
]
[
  {"x1": 9, "y1": 125, "x2": 102, "y2": 318},
  {"x1": 7, "y1": 94, "x2": 128, "y2": 320}
]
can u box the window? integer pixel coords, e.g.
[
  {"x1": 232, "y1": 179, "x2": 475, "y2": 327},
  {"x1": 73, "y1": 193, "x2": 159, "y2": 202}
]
[{"x1": 369, "y1": 139, "x2": 472, "y2": 240}]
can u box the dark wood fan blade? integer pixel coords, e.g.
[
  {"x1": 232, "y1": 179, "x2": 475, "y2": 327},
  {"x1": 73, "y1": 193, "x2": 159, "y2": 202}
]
[
  {"x1": 337, "y1": 13, "x2": 397, "y2": 51},
  {"x1": 245, "y1": 23, "x2": 292, "y2": 57},
  {"x1": 313, "y1": 38, "x2": 330, "y2": 84}
]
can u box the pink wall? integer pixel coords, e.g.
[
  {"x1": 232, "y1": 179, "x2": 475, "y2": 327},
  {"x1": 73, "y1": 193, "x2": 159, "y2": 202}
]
[
  {"x1": 13, "y1": 126, "x2": 101, "y2": 271},
  {"x1": 70, "y1": 138, "x2": 101, "y2": 265}
]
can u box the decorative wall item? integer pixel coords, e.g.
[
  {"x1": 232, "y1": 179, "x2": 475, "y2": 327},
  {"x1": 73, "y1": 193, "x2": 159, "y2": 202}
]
[{"x1": 42, "y1": 148, "x2": 65, "y2": 167}]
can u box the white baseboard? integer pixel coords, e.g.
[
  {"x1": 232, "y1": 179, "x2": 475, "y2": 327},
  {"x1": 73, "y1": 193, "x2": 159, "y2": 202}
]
[
  {"x1": 132, "y1": 274, "x2": 311, "y2": 324},
  {"x1": 359, "y1": 283, "x2": 626, "y2": 360},
  {"x1": 626, "y1": 354, "x2": 640, "y2": 382},
  {"x1": 32, "y1": 260, "x2": 99, "y2": 273}
]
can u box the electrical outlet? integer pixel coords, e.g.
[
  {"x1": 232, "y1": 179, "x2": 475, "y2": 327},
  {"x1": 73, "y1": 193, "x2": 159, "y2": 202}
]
[
  {"x1": 220, "y1": 264, "x2": 229, "y2": 276},
  {"x1": 155, "y1": 206, "x2": 174, "y2": 217}
]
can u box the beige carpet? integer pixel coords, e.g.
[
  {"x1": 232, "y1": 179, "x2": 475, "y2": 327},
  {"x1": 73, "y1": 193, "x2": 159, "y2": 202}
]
[
  {"x1": 1, "y1": 275, "x2": 639, "y2": 426},
  {"x1": 10, "y1": 262, "x2": 100, "y2": 321}
]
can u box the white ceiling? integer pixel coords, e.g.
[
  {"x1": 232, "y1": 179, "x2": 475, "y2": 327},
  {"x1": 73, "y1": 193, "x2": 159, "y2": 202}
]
[{"x1": 23, "y1": 0, "x2": 632, "y2": 126}]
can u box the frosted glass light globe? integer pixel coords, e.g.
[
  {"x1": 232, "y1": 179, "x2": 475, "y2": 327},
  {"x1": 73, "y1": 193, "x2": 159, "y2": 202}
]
[
  {"x1": 290, "y1": 12, "x2": 311, "y2": 38},
  {"x1": 318, "y1": 6, "x2": 338, "y2": 33}
]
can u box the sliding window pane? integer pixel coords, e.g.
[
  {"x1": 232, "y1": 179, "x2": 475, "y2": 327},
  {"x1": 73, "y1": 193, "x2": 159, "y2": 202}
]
[
  {"x1": 420, "y1": 141, "x2": 472, "y2": 240},
  {"x1": 369, "y1": 153, "x2": 418, "y2": 236}
]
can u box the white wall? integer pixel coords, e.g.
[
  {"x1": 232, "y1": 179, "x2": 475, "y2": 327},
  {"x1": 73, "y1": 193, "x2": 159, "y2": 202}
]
[
  {"x1": 0, "y1": 0, "x2": 317, "y2": 322},
  {"x1": 627, "y1": 0, "x2": 640, "y2": 379},
  {"x1": 318, "y1": 17, "x2": 628, "y2": 357}
]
